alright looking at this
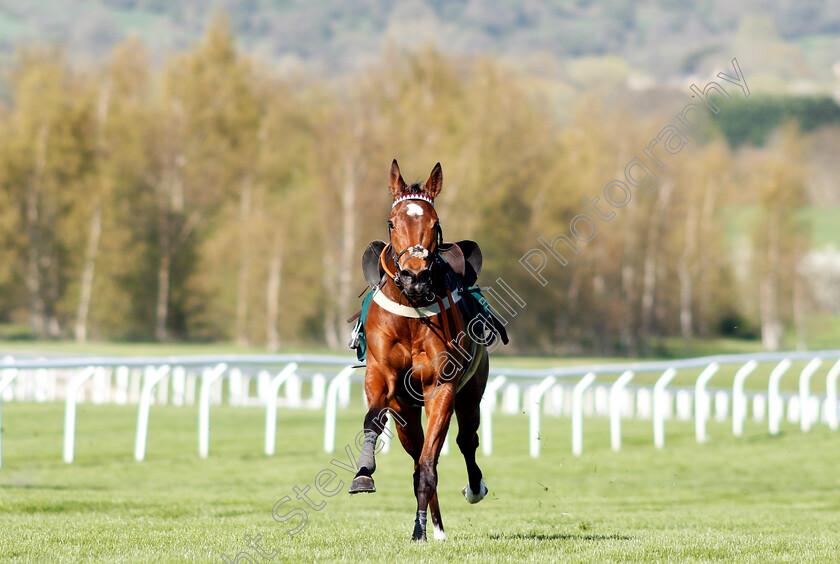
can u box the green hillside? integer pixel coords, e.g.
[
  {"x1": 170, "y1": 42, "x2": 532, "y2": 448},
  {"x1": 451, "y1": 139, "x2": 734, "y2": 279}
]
[{"x1": 0, "y1": 0, "x2": 838, "y2": 80}]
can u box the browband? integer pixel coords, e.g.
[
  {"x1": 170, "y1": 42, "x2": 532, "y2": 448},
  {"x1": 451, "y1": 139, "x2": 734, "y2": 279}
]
[{"x1": 392, "y1": 194, "x2": 434, "y2": 208}]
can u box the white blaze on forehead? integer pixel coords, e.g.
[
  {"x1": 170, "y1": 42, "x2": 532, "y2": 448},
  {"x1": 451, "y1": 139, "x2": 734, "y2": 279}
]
[{"x1": 405, "y1": 203, "x2": 424, "y2": 217}]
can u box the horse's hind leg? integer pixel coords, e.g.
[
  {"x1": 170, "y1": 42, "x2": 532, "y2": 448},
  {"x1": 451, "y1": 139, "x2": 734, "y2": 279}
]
[{"x1": 455, "y1": 353, "x2": 489, "y2": 504}]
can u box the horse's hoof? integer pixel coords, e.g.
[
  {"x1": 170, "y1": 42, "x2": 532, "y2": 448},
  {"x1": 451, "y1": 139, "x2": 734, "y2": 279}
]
[
  {"x1": 462, "y1": 478, "x2": 488, "y2": 504},
  {"x1": 348, "y1": 475, "x2": 376, "y2": 494},
  {"x1": 411, "y1": 530, "x2": 427, "y2": 542}
]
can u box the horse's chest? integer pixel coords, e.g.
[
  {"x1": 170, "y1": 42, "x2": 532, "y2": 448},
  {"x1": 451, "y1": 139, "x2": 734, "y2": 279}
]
[{"x1": 408, "y1": 323, "x2": 447, "y2": 359}]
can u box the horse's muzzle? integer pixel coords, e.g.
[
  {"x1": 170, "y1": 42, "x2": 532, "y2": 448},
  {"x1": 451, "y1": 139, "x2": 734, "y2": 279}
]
[{"x1": 399, "y1": 268, "x2": 432, "y2": 300}]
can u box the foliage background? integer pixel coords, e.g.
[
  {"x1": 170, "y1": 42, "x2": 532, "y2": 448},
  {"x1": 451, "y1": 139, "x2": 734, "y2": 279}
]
[{"x1": 0, "y1": 3, "x2": 839, "y2": 355}]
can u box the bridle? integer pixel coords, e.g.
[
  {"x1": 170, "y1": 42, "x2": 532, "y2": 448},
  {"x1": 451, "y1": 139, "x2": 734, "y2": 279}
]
[
  {"x1": 375, "y1": 191, "x2": 465, "y2": 349},
  {"x1": 380, "y1": 194, "x2": 444, "y2": 301}
]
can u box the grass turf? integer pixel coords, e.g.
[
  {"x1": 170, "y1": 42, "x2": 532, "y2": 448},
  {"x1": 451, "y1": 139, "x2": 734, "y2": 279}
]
[{"x1": 1, "y1": 398, "x2": 839, "y2": 563}]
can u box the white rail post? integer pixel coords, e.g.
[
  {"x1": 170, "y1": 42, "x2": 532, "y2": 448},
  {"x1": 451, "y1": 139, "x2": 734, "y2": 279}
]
[
  {"x1": 134, "y1": 365, "x2": 172, "y2": 462},
  {"x1": 732, "y1": 360, "x2": 758, "y2": 437},
  {"x1": 63, "y1": 367, "x2": 97, "y2": 464},
  {"x1": 653, "y1": 368, "x2": 677, "y2": 448},
  {"x1": 197, "y1": 363, "x2": 228, "y2": 459},
  {"x1": 768, "y1": 359, "x2": 792, "y2": 435},
  {"x1": 529, "y1": 376, "x2": 556, "y2": 458},
  {"x1": 0, "y1": 367, "x2": 19, "y2": 468},
  {"x1": 380, "y1": 415, "x2": 393, "y2": 454},
  {"x1": 694, "y1": 362, "x2": 720, "y2": 443},
  {"x1": 610, "y1": 371, "x2": 634, "y2": 452},
  {"x1": 826, "y1": 359, "x2": 840, "y2": 431},
  {"x1": 799, "y1": 358, "x2": 822, "y2": 432},
  {"x1": 264, "y1": 363, "x2": 298, "y2": 456},
  {"x1": 481, "y1": 375, "x2": 507, "y2": 456},
  {"x1": 323, "y1": 366, "x2": 356, "y2": 453},
  {"x1": 572, "y1": 372, "x2": 596, "y2": 456}
]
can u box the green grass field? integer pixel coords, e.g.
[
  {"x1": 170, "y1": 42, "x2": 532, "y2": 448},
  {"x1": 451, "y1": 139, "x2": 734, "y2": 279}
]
[{"x1": 2, "y1": 398, "x2": 839, "y2": 563}]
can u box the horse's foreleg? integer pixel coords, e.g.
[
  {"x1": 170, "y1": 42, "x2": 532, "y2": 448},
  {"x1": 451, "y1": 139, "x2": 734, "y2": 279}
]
[
  {"x1": 392, "y1": 403, "x2": 445, "y2": 540},
  {"x1": 397, "y1": 406, "x2": 446, "y2": 540},
  {"x1": 349, "y1": 367, "x2": 393, "y2": 494},
  {"x1": 412, "y1": 386, "x2": 455, "y2": 541}
]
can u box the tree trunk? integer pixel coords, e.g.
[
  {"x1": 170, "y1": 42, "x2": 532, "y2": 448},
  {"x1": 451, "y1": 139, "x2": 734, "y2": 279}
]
[
  {"x1": 235, "y1": 177, "x2": 253, "y2": 346},
  {"x1": 640, "y1": 181, "x2": 674, "y2": 355},
  {"x1": 154, "y1": 156, "x2": 185, "y2": 342},
  {"x1": 323, "y1": 251, "x2": 340, "y2": 349},
  {"x1": 266, "y1": 234, "x2": 282, "y2": 352},
  {"x1": 75, "y1": 206, "x2": 102, "y2": 342},
  {"x1": 620, "y1": 205, "x2": 637, "y2": 355},
  {"x1": 759, "y1": 211, "x2": 783, "y2": 351},
  {"x1": 25, "y1": 124, "x2": 50, "y2": 337},
  {"x1": 337, "y1": 156, "x2": 357, "y2": 345},
  {"x1": 25, "y1": 184, "x2": 44, "y2": 336},
  {"x1": 75, "y1": 80, "x2": 110, "y2": 343},
  {"x1": 592, "y1": 269, "x2": 610, "y2": 354},
  {"x1": 678, "y1": 205, "x2": 699, "y2": 347},
  {"x1": 696, "y1": 179, "x2": 719, "y2": 336},
  {"x1": 793, "y1": 259, "x2": 807, "y2": 351},
  {"x1": 155, "y1": 250, "x2": 170, "y2": 342}
]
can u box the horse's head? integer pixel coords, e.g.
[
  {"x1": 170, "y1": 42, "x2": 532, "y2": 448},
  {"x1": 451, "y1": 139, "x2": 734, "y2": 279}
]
[{"x1": 386, "y1": 159, "x2": 443, "y2": 302}]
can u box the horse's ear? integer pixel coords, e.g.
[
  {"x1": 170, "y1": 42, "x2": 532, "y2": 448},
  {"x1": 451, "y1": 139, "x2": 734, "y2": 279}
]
[
  {"x1": 424, "y1": 162, "x2": 442, "y2": 198},
  {"x1": 389, "y1": 159, "x2": 408, "y2": 197}
]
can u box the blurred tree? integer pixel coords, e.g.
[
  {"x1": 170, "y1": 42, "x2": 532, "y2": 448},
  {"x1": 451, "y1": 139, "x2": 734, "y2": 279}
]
[
  {"x1": 2, "y1": 48, "x2": 95, "y2": 338},
  {"x1": 746, "y1": 123, "x2": 810, "y2": 350},
  {"x1": 153, "y1": 13, "x2": 260, "y2": 341},
  {"x1": 0, "y1": 27, "x2": 830, "y2": 355},
  {"x1": 73, "y1": 36, "x2": 153, "y2": 342}
]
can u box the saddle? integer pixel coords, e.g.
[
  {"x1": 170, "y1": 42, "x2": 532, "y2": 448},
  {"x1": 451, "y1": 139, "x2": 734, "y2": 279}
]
[
  {"x1": 350, "y1": 239, "x2": 508, "y2": 362},
  {"x1": 362, "y1": 239, "x2": 483, "y2": 289}
]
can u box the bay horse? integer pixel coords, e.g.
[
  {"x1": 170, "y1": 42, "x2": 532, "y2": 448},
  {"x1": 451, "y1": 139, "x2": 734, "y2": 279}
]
[{"x1": 348, "y1": 160, "x2": 494, "y2": 541}]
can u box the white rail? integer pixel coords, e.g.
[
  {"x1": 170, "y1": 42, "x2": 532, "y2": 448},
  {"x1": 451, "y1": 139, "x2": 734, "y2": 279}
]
[
  {"x1": 323, "y1": 366, "x2": 357, "y2": 454},
  {"x1": 63, "y1": 367, "x2": 97, "y2": 463},
  {"x1": 732, "y1": 361, "x2": 758, "y2": 437},
  {"x1": 528, "y1": 376, "x2": 556, "y2": 458},
  {"x1": 480, "y1": 375, "x2": 507, "y2": 455},
  {"x1": 197, "y1": 363, "x2": 228, "y2": 459},
  {"x1": 134, "y1": 365, "x2": 172, "y2": 461},
  {"x1": 571, "y1": 372, "x2": 596, "y2": 456},
  {"x1": 264, "y1": 363, "x2": 299, "y2": 456},
  {"x1": 799, "y1": 358, "x2": 822, "y2": 432},
  {"x1": 653, "y1": 368, "x2": 677, "y2": 448},
  {"x1": 768, "y1": 359, "x2": 792, "y2": 435},
  {"x1": 827, "y1": 360, "x2": 840, "y2": 431},
  {"x1": 610, "y1": 370, "x2": 634, "y2": 451},
  {"x1": 694, "y1": 363, "x2": 720, "y2": 443},
  {"x1": 0, "y1": 366, "x2": 19, "y2": 468},
  {"x1": 0, "y1": 350, "x2": 839, "y2": 466}
]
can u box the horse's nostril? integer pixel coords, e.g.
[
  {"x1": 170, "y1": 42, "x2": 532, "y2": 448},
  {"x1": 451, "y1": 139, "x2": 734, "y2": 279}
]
[{"x1": 399, "y1": 270, "x2": 415, "y2": 286}]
